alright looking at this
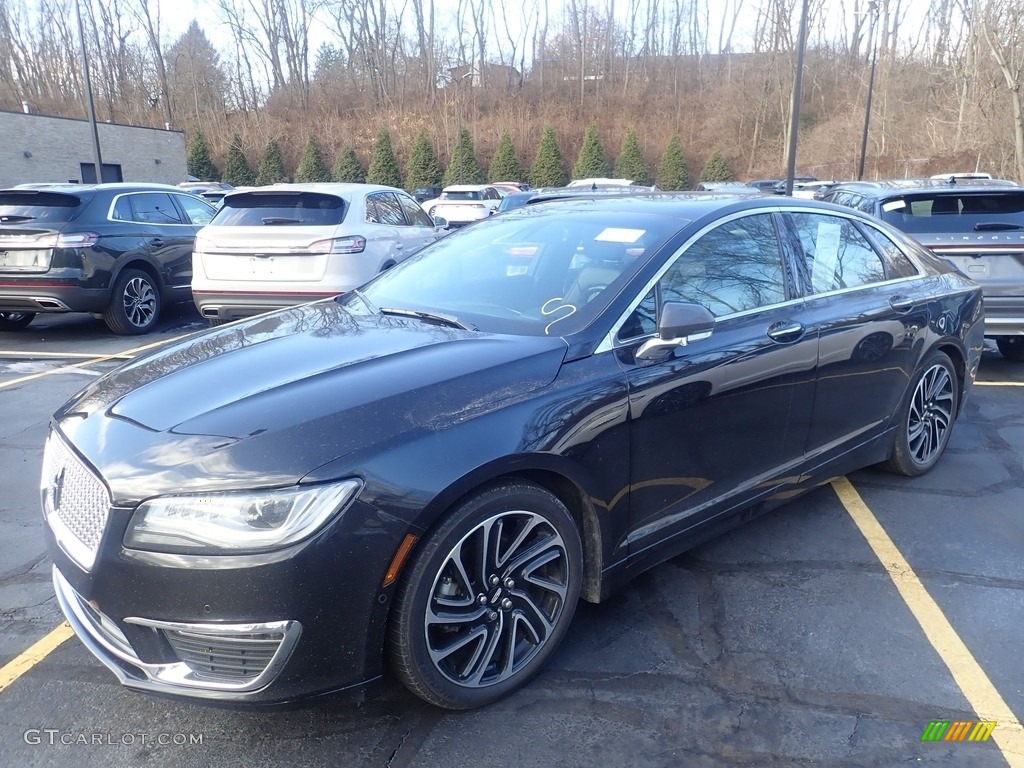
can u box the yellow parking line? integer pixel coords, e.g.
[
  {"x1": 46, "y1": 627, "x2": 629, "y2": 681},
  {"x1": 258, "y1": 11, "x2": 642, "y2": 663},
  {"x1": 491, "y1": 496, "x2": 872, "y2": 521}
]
[
  {"x1": 0, "y1": 331, "x2": 196, "y2": 392},
  {"x1": 0, "y1": 623, "x2": 75, "y2": 694},
  {"x1": 0, "y1": 350, "x2": 135, "y2": 360},
  {"x1": 974, "y1": 382, "x2": 1024, "y2": 387},
  {"x1": 832, "y1": 477, "x2": 1024, "y2": 765}
]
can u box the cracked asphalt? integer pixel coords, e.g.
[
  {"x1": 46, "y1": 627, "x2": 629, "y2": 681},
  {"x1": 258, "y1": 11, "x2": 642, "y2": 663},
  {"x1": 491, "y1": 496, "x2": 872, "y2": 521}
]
[{"x1": 0, "y1": 309, "x2": 1021, "y2": 767}]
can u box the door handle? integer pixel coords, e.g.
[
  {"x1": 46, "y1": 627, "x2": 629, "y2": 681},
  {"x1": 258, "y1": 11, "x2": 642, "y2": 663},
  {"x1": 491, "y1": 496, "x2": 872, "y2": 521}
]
[
  {"x1": 150, "y1": 238, "x2": 165, "y2": 248},
  {"x1": 766, "y1": 321, "x2": 805, "y2": 343},
  {"x1": 889, "y1": 295, "x2": 914, "y2": 312}
]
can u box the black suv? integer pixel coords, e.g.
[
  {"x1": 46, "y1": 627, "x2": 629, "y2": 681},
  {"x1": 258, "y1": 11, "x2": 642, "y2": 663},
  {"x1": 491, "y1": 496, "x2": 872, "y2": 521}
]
[
  {"x1": 819, "y1": 178, "x2": 1024, "y2": 361},
  {"x1": 0, "y1": 183, "x2": 215, "y2": 334}
]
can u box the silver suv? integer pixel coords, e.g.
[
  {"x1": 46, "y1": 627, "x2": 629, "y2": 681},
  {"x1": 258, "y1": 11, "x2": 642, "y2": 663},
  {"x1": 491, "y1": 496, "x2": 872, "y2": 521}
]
[
  {"x1": 191, "y1": 184, "x2": 444, "y2": 324},
  {"x1": 820, "y1": 178, "x2": 1024, "y2": 361}
]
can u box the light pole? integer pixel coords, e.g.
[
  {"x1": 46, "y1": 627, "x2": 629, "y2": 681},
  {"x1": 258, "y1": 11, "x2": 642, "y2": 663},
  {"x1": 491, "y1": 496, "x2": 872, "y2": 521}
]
[
  {"x1": 783, "y1": 0, "x2": 810, "y2": 196},
  {"x1": 857, "y1": 1, "x2": 881, "y2": 181},
  {"x1": 74, "y1": 0, "x2": 103, "y2": 183}
]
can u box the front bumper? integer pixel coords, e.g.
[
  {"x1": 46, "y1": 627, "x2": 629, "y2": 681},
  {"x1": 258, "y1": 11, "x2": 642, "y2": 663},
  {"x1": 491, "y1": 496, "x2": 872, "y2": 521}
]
[{"x1": 54, "y1": 567, "x2": 304, "y2": 701}]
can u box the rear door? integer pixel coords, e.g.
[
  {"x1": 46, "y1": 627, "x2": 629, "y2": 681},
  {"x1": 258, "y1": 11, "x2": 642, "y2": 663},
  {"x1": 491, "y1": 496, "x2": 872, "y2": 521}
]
[
  {"x1": 119, "y1": 192, "x2": 195, "y2": 290},
  {"x1": 395, "y1": 191, "x2": 443, "y2": 255},
  {"x1": 777, "y1": 209, "x2": 926, "y2": 470}
]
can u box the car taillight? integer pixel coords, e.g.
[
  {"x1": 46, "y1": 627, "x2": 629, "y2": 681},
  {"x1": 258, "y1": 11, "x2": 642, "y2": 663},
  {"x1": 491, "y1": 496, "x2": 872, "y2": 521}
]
[
  {"x1": 35, "y1": 232, "x2": 101, "y2": 248},
  {"x1": 308, "y1": 236, "x2": 366, "y2": 254}
]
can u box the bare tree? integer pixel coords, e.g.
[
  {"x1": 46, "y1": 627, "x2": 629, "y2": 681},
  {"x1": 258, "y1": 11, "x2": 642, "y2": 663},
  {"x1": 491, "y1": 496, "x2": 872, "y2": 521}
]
[{"x1": 981, "y1": 0, "x2": 1024, "y2": 181}]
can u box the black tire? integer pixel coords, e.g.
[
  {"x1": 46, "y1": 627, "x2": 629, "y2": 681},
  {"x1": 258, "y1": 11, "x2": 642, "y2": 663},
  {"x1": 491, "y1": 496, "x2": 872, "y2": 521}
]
[
  {"x1": 389, "y1": 481, "x2": 583, "y2": 709},
  {"x1": 996, "y1": 337, "x2": 1024, "y2": 362},
  {"x1": 102, "y1": 269, "x2": 161, "y2": 335},
  {"x1": 0, "y1": 312, "x2": 35, "y2": 331},
  {"x1": 881, "y1": 350, "x2": 959, "y2": 477}
]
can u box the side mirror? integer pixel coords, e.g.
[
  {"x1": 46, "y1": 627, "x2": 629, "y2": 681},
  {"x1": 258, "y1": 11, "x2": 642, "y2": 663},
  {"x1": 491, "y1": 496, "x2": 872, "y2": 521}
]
[
  {"x1": 432, "y1": 215, "x2": 449, "y2": 229},
  {"x1": 637, "y1": 301, "x2": 715, "y2": 360}
]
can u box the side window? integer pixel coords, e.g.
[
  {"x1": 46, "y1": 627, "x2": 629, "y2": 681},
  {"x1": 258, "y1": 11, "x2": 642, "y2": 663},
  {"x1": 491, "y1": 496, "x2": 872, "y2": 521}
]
[
  {"x1": 485, "y1": 188, "x2": 500, "y2": 200},
  {"x1": 371, "y1": 192, "x2": 406, "y2": 225},
  {"x1": 788, "y1": 212, "x2": 886, "y2": 293},
  {"x1": 660, "y1": 213, "x2": 786, "y2": 316},
  {"x1": 111, "y1": 196, "x2": 133, "y2": 221},
  {"x1": 854, "y1": 196, "x2": 875, "y2": 214},
  {"x1": 174, "y1": 194, "x2": 215, "y2": 225},
  {"x1": 129, "y1": 193, "x2": 182, "y2": 224},
  {"x1": 365, "y1": 195, "x2": 380, "y2": 224},
  {"x1": 859, "y1": 224, "x2": 920, "y2": 278},
  {"x1": 396, "y1": 192, "x2": 433, "y2": 227},
  {"x1": 618, "y1": 213, "x2": 787, "y2": 342}
]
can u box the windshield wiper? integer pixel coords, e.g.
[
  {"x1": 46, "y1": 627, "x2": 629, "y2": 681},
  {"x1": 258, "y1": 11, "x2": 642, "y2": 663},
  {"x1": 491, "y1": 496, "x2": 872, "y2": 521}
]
[
  {"x1": 0, "y1": 215, "x2": 36, "y2": 223},
  {"x1": 379, "y1": 307, "x2": 475, "y2": 330},
  {"x1": 974, "y1": 222, "x2": 1024, "y2": 231},
  {"x1": 261, "y1": 216, "x2": 302, "y2": 225}
]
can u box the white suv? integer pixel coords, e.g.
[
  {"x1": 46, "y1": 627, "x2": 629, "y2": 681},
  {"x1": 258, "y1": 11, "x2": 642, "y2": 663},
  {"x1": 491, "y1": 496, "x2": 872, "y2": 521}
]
[{"x1": 192, "y1": 184, "x2": 444, "y2": 324}]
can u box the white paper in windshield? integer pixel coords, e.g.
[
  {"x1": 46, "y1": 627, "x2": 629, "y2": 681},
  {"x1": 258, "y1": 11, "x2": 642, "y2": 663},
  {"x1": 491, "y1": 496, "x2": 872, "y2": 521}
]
[
  {"x1": 594, "y1": 227, "x2": 645, "y2": 243},
  {"x1": 812, "y1": 221, "x2": 843, "y2": 293}
]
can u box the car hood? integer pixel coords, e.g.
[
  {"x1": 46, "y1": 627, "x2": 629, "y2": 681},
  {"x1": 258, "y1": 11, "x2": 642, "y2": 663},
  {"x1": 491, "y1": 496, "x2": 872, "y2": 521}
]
[{"x1": 54, "y1": 300, "x2": 568, "y2": 504}]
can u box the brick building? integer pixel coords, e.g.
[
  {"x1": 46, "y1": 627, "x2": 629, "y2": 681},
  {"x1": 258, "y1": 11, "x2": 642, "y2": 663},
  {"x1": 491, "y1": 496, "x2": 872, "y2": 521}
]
[{"x1": 0, "y1": 110, "x2": 186, "y2": 188}]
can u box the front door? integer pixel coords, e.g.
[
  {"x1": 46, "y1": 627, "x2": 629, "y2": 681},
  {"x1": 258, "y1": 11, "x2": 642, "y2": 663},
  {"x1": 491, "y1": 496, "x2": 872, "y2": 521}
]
[{"x1": 615, "y1": 212, "x2": 818, "y2": 566}]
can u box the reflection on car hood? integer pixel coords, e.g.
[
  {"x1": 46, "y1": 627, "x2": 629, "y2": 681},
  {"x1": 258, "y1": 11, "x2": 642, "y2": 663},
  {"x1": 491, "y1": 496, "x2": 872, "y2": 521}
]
[{"x1": 54, "y1": 300, "x2": 568, "y2": 503}]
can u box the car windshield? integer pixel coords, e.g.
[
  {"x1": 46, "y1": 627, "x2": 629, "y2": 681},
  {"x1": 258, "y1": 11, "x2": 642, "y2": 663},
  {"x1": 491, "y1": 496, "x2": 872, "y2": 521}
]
[
  {"x1": 441, "y1": 191, "x2": 482, "y2": 201},
  {"x1": 211, "y1": 191, "x2": 347, "y2": 226},
  {"x1": 0, "y1": 191, "x2": 85, "y2": 224},
  {"x1": 880, "y1": 192, "x2": 1024, "y2": 233},
  {"x1": 349, "y1": 206, "x2": 682, "y2": 336}
]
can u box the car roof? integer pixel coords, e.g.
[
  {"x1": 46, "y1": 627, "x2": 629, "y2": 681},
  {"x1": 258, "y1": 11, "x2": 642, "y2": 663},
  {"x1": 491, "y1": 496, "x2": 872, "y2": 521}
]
[
  {"x1": 225, "y1": 183, "x2": 405, "y2": 199},
  {"x1": 825, "y1": 178, "x2": 1020, "y2": 197},
  {"x1": 442, "y1": 184, "x2": 493, "y2": 192},
  {"x1": 513, "y1": 190, "x2": 844, "y2": 221}
]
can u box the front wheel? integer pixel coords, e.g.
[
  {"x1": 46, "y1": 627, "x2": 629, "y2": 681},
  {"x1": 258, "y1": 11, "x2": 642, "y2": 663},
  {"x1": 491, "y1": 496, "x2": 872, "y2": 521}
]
[
  {"x1": 0, "y1": 312, "x2": 35, "y2": 331},
  {"x1": 388, "y1": 481, "x2": 583, "y2": 709},
  {"x1": 881, "y1": 350, "x2": 959, "y2": 477},
  {"x1": 103, "y1": 269, "x2": 161, "y2": 335},
  {"x1": 996, "y1": 337, "x2": 1024, "y2": 362}
]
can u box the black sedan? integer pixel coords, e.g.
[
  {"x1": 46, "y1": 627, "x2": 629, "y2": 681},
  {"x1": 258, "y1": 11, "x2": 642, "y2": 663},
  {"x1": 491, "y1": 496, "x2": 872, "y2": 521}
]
[
  {"x1": 42, "y1": 194, "x2": 984, "y2": 709},
  {"x1": 0, "y1": 183, "x2": 215, "y2": 334}
]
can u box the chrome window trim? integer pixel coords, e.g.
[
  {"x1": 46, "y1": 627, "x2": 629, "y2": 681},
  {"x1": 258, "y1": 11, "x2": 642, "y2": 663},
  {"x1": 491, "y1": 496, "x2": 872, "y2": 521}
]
[
  {"x1": 596, "y1": 208, "x2": 792, "y2": 353},
  {"x1": 106, "y1": 191, "x2": 194, "y2": 227},
  {"x1": 596, "y1": 205, "x2": 933, "y2": 354}
]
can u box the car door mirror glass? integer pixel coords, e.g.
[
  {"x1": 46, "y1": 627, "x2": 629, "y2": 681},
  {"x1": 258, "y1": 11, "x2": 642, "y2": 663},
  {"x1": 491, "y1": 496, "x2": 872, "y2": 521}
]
[
  {"x1": 636, "y1": 302, "x2": 715, "y2": 360},
  {"x1": 432, "y1": 215, "x2": 449, "y2": 229}
]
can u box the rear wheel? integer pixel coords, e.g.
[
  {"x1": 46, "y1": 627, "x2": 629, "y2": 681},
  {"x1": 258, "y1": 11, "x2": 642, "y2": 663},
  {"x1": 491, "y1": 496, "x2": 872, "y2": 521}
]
[
  {"x1": 389, "y1": 481, "x2": 582, "y2": 709},
  {"x1": 881, "y1": 350, "x2": 958, "y2": 476},
  {"x1": 103, "y1": 269, "x2": 160, "y2": 335},
  {"x1": 0, "y1": 312, "x2": 35, "y2": 331},
  {"x1": 996, "y1": 337, "x2": 1024, "y2": 362}
]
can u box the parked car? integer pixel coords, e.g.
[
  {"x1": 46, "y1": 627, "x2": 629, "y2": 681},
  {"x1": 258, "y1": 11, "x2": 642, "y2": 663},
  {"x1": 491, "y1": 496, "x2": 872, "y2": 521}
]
[
  {"x1": 0, "y1": 183, "x2": 215, "y2": 333},
  {"x1": 179, "y1": 181, "x2": 235, "y2": 206},
  {"x1": 818, "y1": 178, "x2": 1024, "y2": 360},
  {"x1": 43, "y1": 193, "x2": 982, "y2": 710},
  {"x1": 421, "y1": 184, "x2": 504, "y2": 226},
  {"x1": 191, "y1": 183, "x2": 445, "y2": 324},
  {"x1": 412, "y1": 186, "x2": 442, "y2": 203},
  {"x1": 791, "y1": 180, "x2": 838, "y2": 199},
  {"x1": 746, "y1": 179, "x2": 782, "y2": 192},
  {"x1": 770, "y1": 176, "x2": 819, "y2": 194}
]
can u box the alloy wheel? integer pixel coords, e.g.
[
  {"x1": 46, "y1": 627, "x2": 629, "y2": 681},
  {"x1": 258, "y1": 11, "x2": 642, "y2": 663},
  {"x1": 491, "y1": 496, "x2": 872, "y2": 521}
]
[
  {"x1": 906, "y1": 362, "x2": 954, "y2": 466},
  {"x1": 122, "y1": 276, "x2": 157, "y2": 328},
  {"x1": 424, "y1": 510, "x2": 570, "y2": 688}
]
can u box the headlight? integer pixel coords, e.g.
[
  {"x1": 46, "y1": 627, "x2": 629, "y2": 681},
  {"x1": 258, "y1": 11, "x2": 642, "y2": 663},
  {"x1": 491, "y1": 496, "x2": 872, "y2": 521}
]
[{"x1": 123, "y1": 479, "x2": 362, "y2": 554}]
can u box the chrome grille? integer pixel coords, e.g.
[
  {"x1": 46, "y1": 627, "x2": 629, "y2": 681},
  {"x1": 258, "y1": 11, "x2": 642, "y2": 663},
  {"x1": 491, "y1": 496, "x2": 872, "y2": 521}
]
[
  {"x1": 41, "y1": 431, "x2": 110, "y2": 571},
  {"x1": 163, "y1": 628, "x2": 285, "y2": 683}
]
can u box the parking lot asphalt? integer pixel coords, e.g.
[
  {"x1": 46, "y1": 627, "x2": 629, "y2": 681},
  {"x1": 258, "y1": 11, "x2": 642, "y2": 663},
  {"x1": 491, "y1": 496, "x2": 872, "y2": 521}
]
[{"x1": 0, "y1": 308, "x2": 1021, "y2": 767}]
